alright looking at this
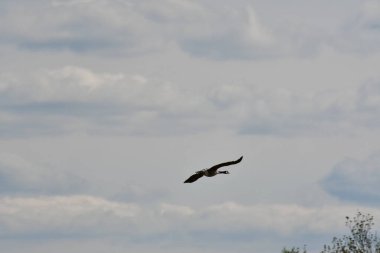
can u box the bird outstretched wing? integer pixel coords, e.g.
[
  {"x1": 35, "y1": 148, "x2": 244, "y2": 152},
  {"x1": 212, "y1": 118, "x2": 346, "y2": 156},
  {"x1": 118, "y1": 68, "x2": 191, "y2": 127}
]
[
  {"x1": 184, "y1": 172, "x2": 204, "y2": 183},
  {"x1": 207, "y1": 156, "x2": 243, "y2": 173}
]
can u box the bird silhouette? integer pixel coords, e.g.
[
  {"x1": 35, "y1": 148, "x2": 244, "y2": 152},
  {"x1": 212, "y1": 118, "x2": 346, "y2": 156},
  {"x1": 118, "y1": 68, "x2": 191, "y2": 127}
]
[{"x1": 184, "y1": 156, "x2": 243, "y2": 183}]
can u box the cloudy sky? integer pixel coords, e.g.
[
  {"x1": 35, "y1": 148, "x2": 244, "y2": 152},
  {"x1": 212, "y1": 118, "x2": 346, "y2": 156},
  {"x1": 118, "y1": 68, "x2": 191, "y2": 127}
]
[{"x1": 1, "y1": 0, "x2": 380, "y2": 252}]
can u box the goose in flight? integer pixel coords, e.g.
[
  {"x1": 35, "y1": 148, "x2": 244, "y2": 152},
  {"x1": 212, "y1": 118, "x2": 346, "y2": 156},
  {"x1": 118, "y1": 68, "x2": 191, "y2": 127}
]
[{"x1": 184, "y1": 156, "x2": 243, "y2": 183}]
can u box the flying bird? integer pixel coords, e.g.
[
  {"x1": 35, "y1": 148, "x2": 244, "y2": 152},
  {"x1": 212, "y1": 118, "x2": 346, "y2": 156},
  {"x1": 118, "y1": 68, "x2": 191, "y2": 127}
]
[{"x1": 184, "y1": 156, "x2": 243, "y2": 183}]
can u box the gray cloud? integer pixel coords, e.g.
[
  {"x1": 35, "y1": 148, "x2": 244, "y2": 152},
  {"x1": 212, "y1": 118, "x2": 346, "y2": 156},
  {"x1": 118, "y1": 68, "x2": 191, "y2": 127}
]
[
  {"x1": 1, "y1": 0, "x2": 379, "y2": 60},
  {"x1": 239, "y1": 81, "x2": 380, "y2": 136},
  {"x1": 321, "y1": 153, "x2": 380, "y2": 205},
  {"x1": 0, "y1": 153, "x2": 86, "y2": 195},
  {"x1": 0, "y1": 0, "x2": 325, "y2": 59},
  {"x1": 331, "y1": 0, "x2": 380, "y2": 54},
  {"x1": 0, "y1": 0, "x2": 164, "y2": 56},
  {"x1": 0, "y1": 151, "x2": 170, "y2": 203}
]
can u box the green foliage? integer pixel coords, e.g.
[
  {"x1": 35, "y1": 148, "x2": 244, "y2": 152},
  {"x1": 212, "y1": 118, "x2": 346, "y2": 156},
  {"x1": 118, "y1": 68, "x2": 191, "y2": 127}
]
[
  {"x1": 322, "y1": 212, "x2": 380, "y2": 253},
  {"x1": 283, "y1": 212, "x2": 380, "y2": 253},
  {"x1": 282, "y1": 246, "x2": 307, "y2": 253}
]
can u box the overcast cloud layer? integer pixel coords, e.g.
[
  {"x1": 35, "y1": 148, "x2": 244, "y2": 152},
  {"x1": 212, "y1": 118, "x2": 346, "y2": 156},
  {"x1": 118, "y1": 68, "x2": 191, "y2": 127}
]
[
  {"x1": 1, "y1": 1, "x2": 380, "y2": 253},
  {"x1": 0, "y1": 0, "x2": 380, "y2": 59},
  {"x1": 2, "y1": 66, "x2": 380, "y2": 137}
]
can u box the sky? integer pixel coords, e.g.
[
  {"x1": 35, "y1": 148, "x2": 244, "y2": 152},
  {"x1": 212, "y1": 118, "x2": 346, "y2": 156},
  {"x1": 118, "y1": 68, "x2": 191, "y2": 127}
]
[{"x1": 1, "y1": 0, "x2": 380, "y2": 252}]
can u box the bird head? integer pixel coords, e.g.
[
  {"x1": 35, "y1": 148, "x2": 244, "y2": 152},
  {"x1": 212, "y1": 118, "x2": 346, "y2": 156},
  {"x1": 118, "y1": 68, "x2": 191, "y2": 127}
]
[{"x1": 219, "y1": 170, "x2": 229, "y2": 174}]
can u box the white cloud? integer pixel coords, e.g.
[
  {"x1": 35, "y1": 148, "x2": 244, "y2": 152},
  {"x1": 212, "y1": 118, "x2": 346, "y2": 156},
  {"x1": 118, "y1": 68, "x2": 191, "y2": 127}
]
[
  {"x1": 321, "y1": 153, "x2": 380, "y2": 204},
  {"x1": 2, "y1": 66, "x2": 380, "y2": 137},
  {"x1": 1, "y1": 195, "x2": 380, "y2": 240},
  {"x1": 0, "y1": 195, "x2": 140, "y2": 236},
  {"x1": 176, "y1": 4, "x2": 281, "y2": 60},
  {"x1": 0, "y1": 66, "x2": 214, "y2": 136}
]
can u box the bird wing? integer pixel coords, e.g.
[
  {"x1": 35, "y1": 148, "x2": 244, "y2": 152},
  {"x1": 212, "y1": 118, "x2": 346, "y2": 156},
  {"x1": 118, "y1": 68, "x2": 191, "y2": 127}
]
[
  {"x1": 184, "y1": 172, "x2": 204, "y2": 183},
  {"x1": 207, "y1": 156, "x2": 243, "y2": 173}
]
